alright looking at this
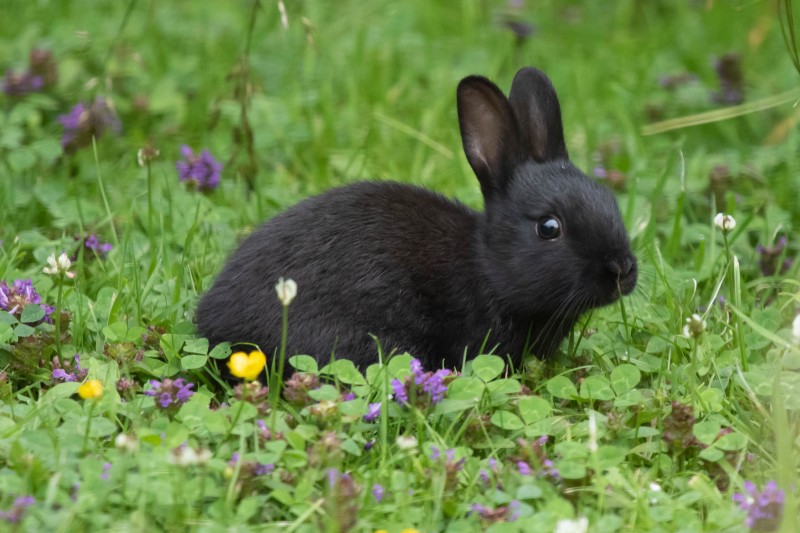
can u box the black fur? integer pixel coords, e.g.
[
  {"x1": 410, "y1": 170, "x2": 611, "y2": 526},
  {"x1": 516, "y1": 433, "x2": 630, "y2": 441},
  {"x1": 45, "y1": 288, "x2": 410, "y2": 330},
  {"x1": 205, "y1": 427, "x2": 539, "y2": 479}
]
[{"x1": 196, "y1": 67, "x2": 637, "y2": 370}]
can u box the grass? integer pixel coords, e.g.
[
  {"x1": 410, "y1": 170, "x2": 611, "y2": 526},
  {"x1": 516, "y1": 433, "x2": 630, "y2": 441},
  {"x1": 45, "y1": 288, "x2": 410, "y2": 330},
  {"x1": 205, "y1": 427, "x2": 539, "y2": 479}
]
[{"x1": 0, "y1": 0, "x2": 799, "y2": 531}]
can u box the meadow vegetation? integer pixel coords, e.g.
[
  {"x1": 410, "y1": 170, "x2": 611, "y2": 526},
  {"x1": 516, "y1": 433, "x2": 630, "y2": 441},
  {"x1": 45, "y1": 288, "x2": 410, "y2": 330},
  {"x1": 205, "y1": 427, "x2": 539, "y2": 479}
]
[{"x1": 0, "y1": 1, "x2": 798, "y2": 531}]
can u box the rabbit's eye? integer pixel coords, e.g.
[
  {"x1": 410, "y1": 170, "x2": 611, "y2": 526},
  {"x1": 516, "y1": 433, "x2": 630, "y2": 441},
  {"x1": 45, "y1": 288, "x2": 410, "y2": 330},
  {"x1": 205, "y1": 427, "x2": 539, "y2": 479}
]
[{"x1": 536, "y1": 216, "x2": 562, "y2": 240}]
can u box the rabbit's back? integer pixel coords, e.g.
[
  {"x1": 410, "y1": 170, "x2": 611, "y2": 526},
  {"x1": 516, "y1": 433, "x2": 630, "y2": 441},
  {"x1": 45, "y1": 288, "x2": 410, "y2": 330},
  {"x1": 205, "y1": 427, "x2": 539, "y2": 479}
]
[{"x1": 196, "y1": 180, "x2": 489, "y2": 367}]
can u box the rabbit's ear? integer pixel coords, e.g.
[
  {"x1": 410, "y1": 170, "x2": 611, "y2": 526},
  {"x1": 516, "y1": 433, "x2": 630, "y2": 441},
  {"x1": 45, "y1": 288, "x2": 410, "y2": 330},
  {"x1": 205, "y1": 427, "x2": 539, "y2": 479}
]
[
  {"x1": 508, "y1": 67, "x2": 569, "y2": 163},
  {"x1": 457, "y1": 75, "x2": 523, "y2": 199}
]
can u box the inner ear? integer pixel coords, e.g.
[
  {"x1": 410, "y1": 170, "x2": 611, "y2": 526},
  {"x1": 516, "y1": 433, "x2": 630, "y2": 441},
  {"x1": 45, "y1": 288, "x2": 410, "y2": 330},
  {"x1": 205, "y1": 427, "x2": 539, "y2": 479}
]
[
  {"x1": 508, "y1": 67, "x2": 569, "y2": 163},
  {"x1": 457, "y1": 76, "x2": 522, "y2": 199}
]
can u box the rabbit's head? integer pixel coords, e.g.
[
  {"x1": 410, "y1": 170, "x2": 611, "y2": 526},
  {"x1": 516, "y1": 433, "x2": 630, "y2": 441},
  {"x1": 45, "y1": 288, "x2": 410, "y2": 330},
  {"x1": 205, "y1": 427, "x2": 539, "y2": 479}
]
[{"x1": 458, "y1": 67, "x2": 637, "y2": 323}]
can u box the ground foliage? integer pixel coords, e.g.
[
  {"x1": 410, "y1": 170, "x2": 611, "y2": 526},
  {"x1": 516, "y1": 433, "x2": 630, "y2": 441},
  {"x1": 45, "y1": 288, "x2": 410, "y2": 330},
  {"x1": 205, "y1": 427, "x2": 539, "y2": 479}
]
[{"x1": 0, "y1": 1, "x2": 799, "y2": 531}]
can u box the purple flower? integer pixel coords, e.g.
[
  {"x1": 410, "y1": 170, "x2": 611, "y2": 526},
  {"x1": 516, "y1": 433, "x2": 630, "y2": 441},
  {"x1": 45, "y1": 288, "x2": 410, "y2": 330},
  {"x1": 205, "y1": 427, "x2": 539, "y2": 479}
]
[
  {"x1": 756, "y1": 237, "x2": 793, "y2": 277},
  {"x1": 159, "y1": 392, "x2": 173, "y2": 408},
  {"x1": 470, "y1": 499, "x2": 520, "y2": 524},
  {"x1": 371, "y1": 483, "x2": 385, "y2": 502},
  {"x1": 341, "y1": 391, "x2": 356, "y2": 402},
  {"x1": 507, "y1": 500, "x2": 521, "y2": 522},
  {"x1": 1, "y1": 69, "x2": 43, "y2": 96},
  {"x1": 593, "y1": 165, "x2": 607, "y2": 179},
  {"x1": 0, "y1": 496, "x2": 35, "y2": 524},
  {"x1": 28, "y1": 49, "x2": 57, "y2": 88},
  {"x1": 411, "y1": 358, "x2": 425, "y2": 384},
  {"x1": 430, "y1": 446, "x2": 441, "y2": 461},
  {"x1": 327, "y1": 468, "x2": 338, "y2": 489},
  {"x1": 176, "y1": 145, "x2": 222, "y2": 192},
  {"x1": 58, "y1": 102, "x2": 87, "y2": 144},
  {"x1": 59, "y1": 102, "x2": 86, "y2": 135},
  {"x1": 364, "y1": 440, "x2": 375, "y2": 451},
  {"x1": 58, "y1": 97, "x2": 121, "y2": 153},
  {"x1": 144, "y1": 378, "x2": 195, "y2": 410},
  {"x1": 100, "y1": 462, "x2": 112, "y2": 480},
  {"x1": 176, "y1": 384, "x2": 194, "y2": 402},
  {"x1": 51, "y1": 354, "x2": 87, "y2": 383},
  {"x1": 254, "y1": 463, "x2": 275, "y2": 476},
  {"x1": 0, "y1": 279, "x2": 53, "y2": 324},
  {"x1": 364, "y1": 402, "x2": 381, "y2": 422},
  {"x1": 422, "y1": 369, "x2": 451, "y2": 403},
  {"x1": 471, "y1": 503, "x2": 488, "y2": 514},
  {"x1": 52, "y1": 368, "x2": 75, "y2": 382},
  {"x1": 227, "y1": 452, "x2": 273, "y2": 477},
  {"x1": 83, "y1": 234, "x2": 112, "y2": 257},
  {"x1": 0, "y1": 279, "x2": 39, "y2": 312},
  {"x1": 391, "y1": 378, "x2": 408, "y2": 403},
  {"x1": 733, "y1": 480, "x2": 784, "y2": 532},
  {"x1": 541, "y1": 458, "x2": 560, "y2": 480},
  {"x1": 2, "y1": 48, "x2": 56, "y2": 97},
  {"x1": 711, "y1": 53, "x2": 744, "y2": 106},
  {"x1": 392, "y1": 358, "x2": 451, "y2": 407},
  {"x1": 515, "y1": 435, "x2": 560, "y2": 480}
]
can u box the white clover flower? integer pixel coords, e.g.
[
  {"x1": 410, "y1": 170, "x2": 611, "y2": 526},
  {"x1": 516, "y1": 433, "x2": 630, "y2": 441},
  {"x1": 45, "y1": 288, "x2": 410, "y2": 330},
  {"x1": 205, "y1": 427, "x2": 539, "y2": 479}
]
[
  {"x1": 275, "y1": 277, "x2": 297, "y2": 306},
  {"x1": 395, "y1": 435, "x2": 418, "y2": 451},
  {"x1": 137, "y1": 147, "x2": 160, "y2": 167},
  {"x1": 713, "y1": 212, "x2": 736, "y2": 233},
  {"x1": 168, "y1": 445, "x2": 212, "y2": 467},
  {"x1": 683, "y1": 313, "x2": 706, "y2": 339},
  {"x1": 43, "y1": 253, "x2": 76, "y2": 279},
  {"x1": 793, "y1": 314, "x2": 800, "y2": 345},
  {"x1": 554, "y1": 516, "x2": 589, "y2": 533},
  {"x1": 114, "y1": 433, "x2": 139, "y2": 453},
  {"x1": 648, "y1": 481, "x2": 662, "y2": 504}
]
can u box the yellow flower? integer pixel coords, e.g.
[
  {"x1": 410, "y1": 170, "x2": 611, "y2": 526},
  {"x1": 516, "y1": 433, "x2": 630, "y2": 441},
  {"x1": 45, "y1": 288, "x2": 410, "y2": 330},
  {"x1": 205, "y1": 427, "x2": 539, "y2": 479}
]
[
  {"x1": 400, "y1": 529, "x2": 421, "y2": 533},
  {"x1": 228, "y1": 350, "x2": 267, "y2": 381},
  {"x1": 78, "y1": 379, "x2": 103, "y2": 399},
  {"x1": 374, "y1": 530, "x2": 389, "y2": 533}
]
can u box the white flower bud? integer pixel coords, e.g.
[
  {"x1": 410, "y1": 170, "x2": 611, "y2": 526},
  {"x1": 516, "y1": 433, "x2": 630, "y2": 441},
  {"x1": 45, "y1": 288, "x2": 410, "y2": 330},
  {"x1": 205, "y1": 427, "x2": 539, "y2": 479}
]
[
  {"x1": 713, "y1": 212, "x2": 736, "y2": 233},
  {"x1": 114, "y1": 433, "x2": 139, "y2": 453},
  {"x1": 275, "y1": 277, "x2": 297, "y2": 306},
  {"x1": 395, "y1": 435, "x2": 418, "y2": 451},
  {"x1": 683, "y1": 313, "x2": 707, "y2": 339},
  {"x1": 555, "y1": 517, "x2": 589, "y2": 533}
]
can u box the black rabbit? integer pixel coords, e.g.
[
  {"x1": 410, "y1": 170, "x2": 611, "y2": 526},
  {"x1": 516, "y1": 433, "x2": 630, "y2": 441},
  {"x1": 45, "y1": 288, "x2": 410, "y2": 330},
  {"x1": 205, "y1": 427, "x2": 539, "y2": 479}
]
[{"x1": 196, "y1": 67, "x2": 637, "y2": 370}]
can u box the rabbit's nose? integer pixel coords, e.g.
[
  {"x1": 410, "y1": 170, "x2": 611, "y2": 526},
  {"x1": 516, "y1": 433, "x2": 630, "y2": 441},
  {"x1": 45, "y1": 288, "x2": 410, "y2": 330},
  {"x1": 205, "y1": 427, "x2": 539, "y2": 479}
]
[
  {"x1": 607, "y1": 255, "x2": 638, "y2": 295},
  {"x1": 607, "y1": 256, "x2": 636, "y2": 278}
]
